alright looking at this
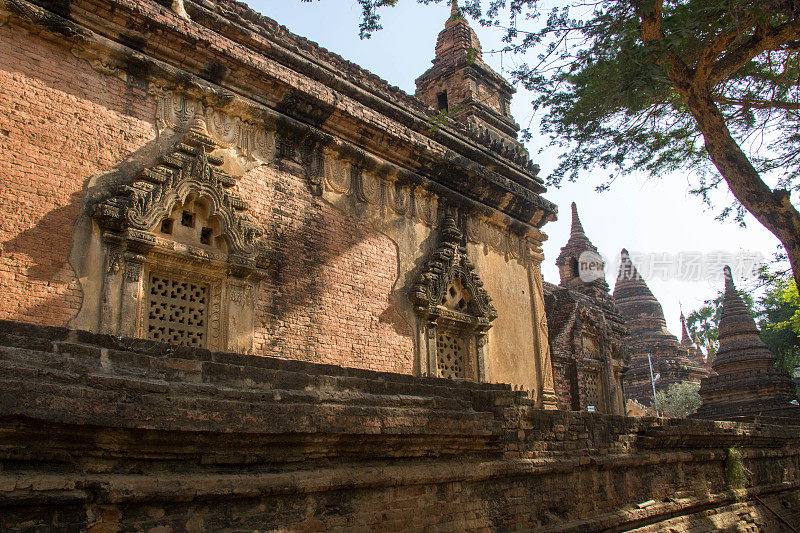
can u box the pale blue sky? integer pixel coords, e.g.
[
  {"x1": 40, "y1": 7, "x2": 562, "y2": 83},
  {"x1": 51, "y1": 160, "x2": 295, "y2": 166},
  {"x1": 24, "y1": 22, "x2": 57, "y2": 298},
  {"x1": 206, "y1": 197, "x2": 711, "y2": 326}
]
[{"x1": 252, "y1": 0, "x2": 779, "y2": 335}]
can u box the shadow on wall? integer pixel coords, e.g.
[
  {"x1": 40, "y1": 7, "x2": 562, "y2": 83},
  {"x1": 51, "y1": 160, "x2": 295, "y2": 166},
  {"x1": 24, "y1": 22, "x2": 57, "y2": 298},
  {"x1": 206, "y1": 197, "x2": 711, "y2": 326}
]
[
  {"x1": 257, "y1": 184, "x2": 415, "y2": 361},
  {"x1": 2, "y1": 133, "x2": 178, "y2": 278},
  {"x1": 3, "y1": 132, "x2": 415, "y2": 363},
  {"x1": 2, "y1": 193, "x2": 82, "y2": 281}
]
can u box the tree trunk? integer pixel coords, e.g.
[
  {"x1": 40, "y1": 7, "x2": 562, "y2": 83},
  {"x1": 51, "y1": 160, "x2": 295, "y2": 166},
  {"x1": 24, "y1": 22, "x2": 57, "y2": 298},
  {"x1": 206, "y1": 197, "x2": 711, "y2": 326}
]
[
  {"x1": 639, "y1": 0, "x2": 800, "y2": 289},
  {"x1": 674, "y1": 81, "x2": 800, "y2": 289}
]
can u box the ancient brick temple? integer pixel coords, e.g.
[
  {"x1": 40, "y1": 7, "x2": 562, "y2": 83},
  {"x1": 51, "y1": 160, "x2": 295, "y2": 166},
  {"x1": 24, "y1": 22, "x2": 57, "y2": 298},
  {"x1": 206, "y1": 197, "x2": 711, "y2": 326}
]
[
  {"x1": 2, "y1": 0, "x2": 800, "y2": 530},
  {"x1": 695, "y1": 266, "x2": 800, "y2": 420},
  {"x1": 544, "y1": 203, "x2": 627, "y2": 415},
  {"x1": 613, "y1": 250, "x2": 711, "y2": 404},
  {"x1": 0, "y1": 0, "x2": 561, "y2": 405}
]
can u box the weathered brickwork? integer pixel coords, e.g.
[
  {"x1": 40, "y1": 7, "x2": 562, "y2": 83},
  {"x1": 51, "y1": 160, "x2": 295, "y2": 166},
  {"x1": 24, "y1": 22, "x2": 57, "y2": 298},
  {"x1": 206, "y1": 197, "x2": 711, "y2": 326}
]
[
  {"x1": 240, "y1": 164, "x2": 414, "y2": 371},
  {"x1": 0, "y1": 21, "x2": 156, "y2": 326},
  {"x1": 4, "y1": 2, "x2": 799, "y2": 529},
  {"x1": 0, "y1": 0, "x2": 563, "y2": 398},
  {"x1": 0, "y1": 19, "x2": 413, "y2": 373},
  {"x1": 0, "y1": 320, "x2": 799, "y2": 532}
]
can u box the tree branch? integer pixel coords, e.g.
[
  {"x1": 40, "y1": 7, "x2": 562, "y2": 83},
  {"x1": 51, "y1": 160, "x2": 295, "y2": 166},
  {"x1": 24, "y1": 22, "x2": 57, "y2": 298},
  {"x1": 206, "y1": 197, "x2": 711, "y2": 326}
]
[
  {"x1": 695, "y1": 25, "x2": 745, "y2": 88},
  {"x1": 708, "y1": 19, "x2": 800, "y2": 87},
  {"x1": 713, "y1": 95, "x2": 800, "y2": 110}
]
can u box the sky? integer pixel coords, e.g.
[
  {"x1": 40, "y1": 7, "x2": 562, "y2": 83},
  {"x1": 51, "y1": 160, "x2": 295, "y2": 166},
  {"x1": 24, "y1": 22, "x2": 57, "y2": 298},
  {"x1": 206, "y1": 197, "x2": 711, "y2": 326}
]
[{"x1": 251, "y1": 0, "x2": 781, "y2": 335}]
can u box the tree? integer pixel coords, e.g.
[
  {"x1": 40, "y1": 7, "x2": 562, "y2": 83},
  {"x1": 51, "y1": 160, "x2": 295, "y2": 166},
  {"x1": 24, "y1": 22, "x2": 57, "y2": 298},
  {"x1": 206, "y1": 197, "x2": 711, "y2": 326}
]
[
  {"x1": 754, "y1": 259, "x2": 800, "y2": 373},
  {"x1": 354, "y1": 0, "x2": 800, "y2": 287},
  {"x1": 654, "y1": 381, "x2": 702, "y2": 417}
]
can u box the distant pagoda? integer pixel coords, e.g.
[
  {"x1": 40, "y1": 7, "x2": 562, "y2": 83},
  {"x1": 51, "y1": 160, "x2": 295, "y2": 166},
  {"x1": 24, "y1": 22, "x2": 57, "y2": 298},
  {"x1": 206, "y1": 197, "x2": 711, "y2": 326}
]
[
  {"x1": 694, "y1": 266, "x2": 800, "y2": 420},
  {"x1": 613, "y1": 249, "x2": 710, "y2": 404},
  {"x1": 679, "y1": 309, "x2": 710, "y2": 370}
]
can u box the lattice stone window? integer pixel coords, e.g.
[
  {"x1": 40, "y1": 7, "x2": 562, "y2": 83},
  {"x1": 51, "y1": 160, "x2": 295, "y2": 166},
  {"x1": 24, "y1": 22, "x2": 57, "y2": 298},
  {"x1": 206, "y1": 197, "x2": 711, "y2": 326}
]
[
  {"x1": 584, "y1": 369, "x2": 604, "y2": 412},
  {"x1": 146, "y1": 273, "x2": 209, "y2": 347},
  {"x1": 436, "y1": 330, "x2": 466, "y2": 379}
]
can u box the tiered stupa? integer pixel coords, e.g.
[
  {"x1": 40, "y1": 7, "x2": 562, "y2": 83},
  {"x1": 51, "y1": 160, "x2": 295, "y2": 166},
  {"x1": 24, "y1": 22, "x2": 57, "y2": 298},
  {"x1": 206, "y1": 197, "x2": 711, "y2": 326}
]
[
  {"x1": 694, "y1": 267, "x2": 800, "y2": 419},
  {"x1": 613, "y1": 249, "x2": 710, "y2": 404}
]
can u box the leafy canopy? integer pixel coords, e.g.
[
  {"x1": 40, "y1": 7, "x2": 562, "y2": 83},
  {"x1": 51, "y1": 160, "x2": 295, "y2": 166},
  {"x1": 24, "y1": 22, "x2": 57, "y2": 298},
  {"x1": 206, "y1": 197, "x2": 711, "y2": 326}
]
[{"x1": 654, "y1": 380, "x2": 702, "y2": 417}]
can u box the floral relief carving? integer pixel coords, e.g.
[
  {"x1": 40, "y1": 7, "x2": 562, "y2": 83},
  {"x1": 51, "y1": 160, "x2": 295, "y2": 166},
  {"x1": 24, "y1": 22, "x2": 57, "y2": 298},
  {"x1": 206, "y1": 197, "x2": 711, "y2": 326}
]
[
  {"x1": 414, "y1": 187, "x2": 438, "y2": 227},
  {"x1": 155, "y1": 91, "x2": 275, "y2": 163},
  {"x1": 385, "y1": 179, "x2": 410, "y2": 216},
  {"x1": 323, "y1": 155, "x2": 351, "y2": 194},
  {"x1": 465, "y1": 217, "x2": 528, "y2": 261},
  {"x1": 357, "y1": 170, "x2": 382, "y2": 206}
]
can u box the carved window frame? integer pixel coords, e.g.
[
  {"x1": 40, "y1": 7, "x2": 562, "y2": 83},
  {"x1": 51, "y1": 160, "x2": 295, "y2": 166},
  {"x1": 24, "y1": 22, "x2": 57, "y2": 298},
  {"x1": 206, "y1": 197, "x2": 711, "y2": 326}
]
[
  {"x1": 92, "y1": 116, "x2": 267, "y2": 352},
  {"x1": 411, "y1": 210, "x2": 497, "y2": 381}
]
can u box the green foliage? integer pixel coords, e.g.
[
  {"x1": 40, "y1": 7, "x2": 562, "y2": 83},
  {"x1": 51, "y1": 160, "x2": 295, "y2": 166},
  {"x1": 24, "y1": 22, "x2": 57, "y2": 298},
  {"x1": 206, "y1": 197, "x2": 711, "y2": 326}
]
[
  {"x1": 755, "y1": 265, "x2": 800, "y2": 375},
  {"x1": 653, "y1": 381, "x2": 702, "y2": 418},
  {"x1": 514, "y1": 1, "x2": 800, "y2": 208},
  {"x1": 427, "y1": 104, "x2": 466, "y2": 132},
  {"x1": 725, "y1": 446, "x2": 747, "y2": 491},
  {"x1": 465, "y1": 46, "x2": 480, "y2": 64}
]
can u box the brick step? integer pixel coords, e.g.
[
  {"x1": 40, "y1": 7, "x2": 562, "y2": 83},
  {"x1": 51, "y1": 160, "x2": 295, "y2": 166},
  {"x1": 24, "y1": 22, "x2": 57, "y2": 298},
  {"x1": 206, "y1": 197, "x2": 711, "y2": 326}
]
[
  {"x1": 0, "y1": 320, "x2": 522, "y2": 411},
  {"x1": 0, "y1": 322, "x2": 511, "y2": 439},
  {"x1": 0, "y1": 349, "x2": 487, "y2": 415},
  {"x1": 0, "y1": 376, "x2": 499, "y2": 436},
  {"x1": 0, "y1": 340, "x2": 488, "y2": 413}
]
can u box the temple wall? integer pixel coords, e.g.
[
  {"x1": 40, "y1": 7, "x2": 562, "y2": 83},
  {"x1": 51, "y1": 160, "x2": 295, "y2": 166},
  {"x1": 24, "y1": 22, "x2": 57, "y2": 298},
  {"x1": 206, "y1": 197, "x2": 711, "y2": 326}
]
[
  {"x1": 0, "y1": 15, "x2": 548, "y2": 392},
  {"x1": 0, "y1": 320, "x2": 799, "y2": 532},
  {"x1": 470, "y1": 243, "x2": 538, "y2": 393},
  {"x1": 0, "y1": 21, "x2": 156, "y2": 326}
]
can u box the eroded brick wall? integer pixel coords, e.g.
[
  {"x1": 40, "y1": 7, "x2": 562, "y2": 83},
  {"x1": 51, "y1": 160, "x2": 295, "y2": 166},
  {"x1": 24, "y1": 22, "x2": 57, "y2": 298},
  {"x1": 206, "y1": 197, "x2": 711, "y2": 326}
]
[
  {"x1": 0, "y1": 320, "x2": 799, "y2": 532},
  {"x1": 240, "y1": 164, "x2": 413, "y2": 372}
]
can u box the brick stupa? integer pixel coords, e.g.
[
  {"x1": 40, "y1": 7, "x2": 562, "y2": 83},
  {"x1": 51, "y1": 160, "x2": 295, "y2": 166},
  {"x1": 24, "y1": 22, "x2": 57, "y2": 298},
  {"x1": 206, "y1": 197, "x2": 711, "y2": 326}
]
[
  {"x1": 544, "y1": 203, "x2": 628, "y2": 414},
  {"x1": 613, "y1": 249, "x2": 710, "y2": 404},
  {"x1": 679, "y1": 309, "x2": 710, "y2": 370},
  {"x1": 694, "y1": 266, "x2": 800, "y2": 420}
]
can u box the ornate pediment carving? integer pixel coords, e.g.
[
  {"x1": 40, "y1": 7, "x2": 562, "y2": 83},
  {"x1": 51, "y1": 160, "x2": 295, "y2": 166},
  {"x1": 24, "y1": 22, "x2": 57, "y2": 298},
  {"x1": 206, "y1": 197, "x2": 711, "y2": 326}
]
[
  {"x1": 411, "y1": 210, "x2": 496, "y2": 330},
  {"x1": 93, "y1": 115, "x2": 267, "y2": 274}
]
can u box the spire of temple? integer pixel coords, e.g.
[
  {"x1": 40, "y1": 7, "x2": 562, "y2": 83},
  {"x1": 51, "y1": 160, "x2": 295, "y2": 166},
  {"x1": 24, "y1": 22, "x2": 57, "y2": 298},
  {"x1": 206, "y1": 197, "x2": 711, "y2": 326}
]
[
  {"x1": 555, "y1": 202, "x2": 608, "y2": 294},
  {"x1": 613, "y1": 249, "x2": 667, "y2": 329},
  {"x1": 436, "y1": 0, "x2": 482, "y2": 62},
  {"x1": 570, "y1": 202, "x2": 586, "y2": 236},
  {"x1": 680, "y1": 308, "x2": 692, "y2": 347},
  {"x1": 415, "y1": 1, "x2": 519, "y2": 141}
]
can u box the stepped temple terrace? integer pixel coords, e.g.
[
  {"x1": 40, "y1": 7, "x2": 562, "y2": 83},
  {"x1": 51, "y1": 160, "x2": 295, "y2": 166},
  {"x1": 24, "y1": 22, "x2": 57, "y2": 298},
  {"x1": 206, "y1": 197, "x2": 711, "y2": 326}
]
[{"x1": 0, "y1": 0, "x2": 798, "y2": 530}]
